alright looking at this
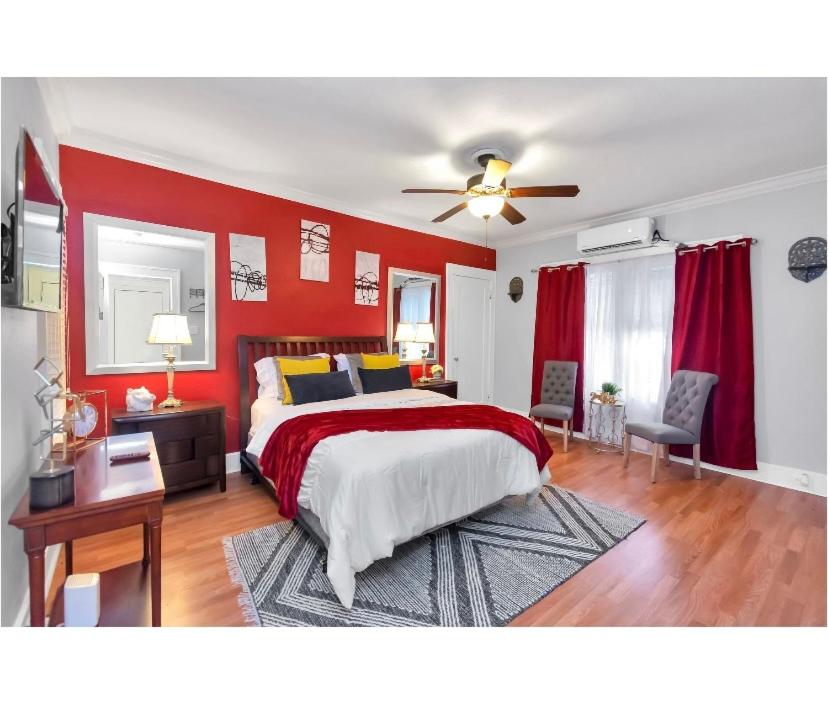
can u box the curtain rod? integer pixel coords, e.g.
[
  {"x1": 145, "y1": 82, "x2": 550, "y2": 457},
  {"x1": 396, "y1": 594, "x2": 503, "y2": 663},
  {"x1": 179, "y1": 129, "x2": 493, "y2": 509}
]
[{"x1": 530, "y1": 235, "x2": 758, "y2": 273}]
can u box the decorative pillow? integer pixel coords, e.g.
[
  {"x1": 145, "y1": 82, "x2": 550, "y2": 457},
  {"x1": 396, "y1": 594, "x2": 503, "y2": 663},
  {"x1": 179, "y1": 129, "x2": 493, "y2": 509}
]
[
  {"x1": 283, "y1": 371, "x2": 356, "y2": 406},
  {"x1": 277, "y1": 356, "x2": 332, "y2": 404},
  {"x1": 254, "y1": 353, "x2": 329, "y2": 399},
  {"x1": 333, "y1": 353, "x2": 365, "y2": 395},
  {"x1": 358, "y1": 365, "x2": 413, "y2": 394},
  {"x1": 360, "y1": 353, "x2": 400, "y2": 369}
]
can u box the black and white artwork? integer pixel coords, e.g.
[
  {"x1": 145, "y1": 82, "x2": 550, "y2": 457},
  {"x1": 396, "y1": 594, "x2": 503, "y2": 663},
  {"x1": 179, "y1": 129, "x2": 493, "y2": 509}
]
[
  {"x1": 354, "y1": 251, "x2": 379, "y2": 306},
  {"x1": 229, "y1": 233, "x2": 267, "y2": 301},
  {"x1": 300, "y1": 220, "x2": 330, "y2": 282}
]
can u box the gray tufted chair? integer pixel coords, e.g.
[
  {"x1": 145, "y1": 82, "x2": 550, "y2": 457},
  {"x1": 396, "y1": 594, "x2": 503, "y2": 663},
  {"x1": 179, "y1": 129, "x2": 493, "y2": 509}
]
[
  {"x1": 623, "y1": 369, "x2": 719, "y2": 482},
  {"x1": 529, "y1": 360, "x2": 578, "y2": 452}
]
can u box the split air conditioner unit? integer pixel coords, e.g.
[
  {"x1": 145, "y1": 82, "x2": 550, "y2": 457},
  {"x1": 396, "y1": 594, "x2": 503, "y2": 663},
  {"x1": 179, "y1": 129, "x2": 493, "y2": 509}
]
[{"x1": 576, "y1": 217, "x2": 655, "y2": 254}]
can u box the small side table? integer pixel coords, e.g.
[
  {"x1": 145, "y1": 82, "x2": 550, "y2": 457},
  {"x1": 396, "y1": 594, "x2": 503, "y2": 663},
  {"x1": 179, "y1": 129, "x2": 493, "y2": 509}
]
[
  {"x1": 587, "y1": 399, "x2": 627, "y2": 453},
  {"x1": 413, "y1": 378, "x2": 458, "y2": 399},
  {"x1": 8, "y1": 433, "x2": 165, "y2": 627}
]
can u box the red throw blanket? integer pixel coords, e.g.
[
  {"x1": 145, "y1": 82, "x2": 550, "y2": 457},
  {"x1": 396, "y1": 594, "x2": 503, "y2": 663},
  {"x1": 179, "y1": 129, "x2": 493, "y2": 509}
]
[{"x1": 258, "y1": 404, "x2": 552, "y2": 520}]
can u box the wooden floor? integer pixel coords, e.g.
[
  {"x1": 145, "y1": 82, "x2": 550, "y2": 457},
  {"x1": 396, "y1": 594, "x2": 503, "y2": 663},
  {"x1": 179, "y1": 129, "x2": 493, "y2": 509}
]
[{"x1": 46, "y1": 433, "x2": 827, "y2": 626}]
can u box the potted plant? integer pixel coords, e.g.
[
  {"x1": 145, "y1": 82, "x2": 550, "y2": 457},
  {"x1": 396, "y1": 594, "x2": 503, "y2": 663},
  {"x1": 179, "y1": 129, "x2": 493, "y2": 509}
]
[{"x1": 591, "y1": 381, "x2": 622, "y2": 405}]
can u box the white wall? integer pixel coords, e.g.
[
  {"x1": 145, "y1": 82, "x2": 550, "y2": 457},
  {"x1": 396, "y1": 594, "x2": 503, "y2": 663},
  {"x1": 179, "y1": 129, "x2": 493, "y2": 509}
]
[
  {"x1": 1, "y1": 78, "x2": 61, "y2": 625},
  {"x1": 494, "y1": 180, "x2": 827, "y2": 477}
]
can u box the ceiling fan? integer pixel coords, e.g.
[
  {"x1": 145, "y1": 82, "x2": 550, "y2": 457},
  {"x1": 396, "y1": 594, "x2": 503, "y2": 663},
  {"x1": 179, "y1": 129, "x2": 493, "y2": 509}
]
[{"x1": 402, "y1": 152, "x2": 580, "y2": 225}]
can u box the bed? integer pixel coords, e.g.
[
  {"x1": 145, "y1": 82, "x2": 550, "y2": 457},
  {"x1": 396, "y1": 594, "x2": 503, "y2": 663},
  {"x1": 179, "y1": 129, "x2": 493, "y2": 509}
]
[{"x1": 238, "y1": 335, "x2": 551, "y2": 608}]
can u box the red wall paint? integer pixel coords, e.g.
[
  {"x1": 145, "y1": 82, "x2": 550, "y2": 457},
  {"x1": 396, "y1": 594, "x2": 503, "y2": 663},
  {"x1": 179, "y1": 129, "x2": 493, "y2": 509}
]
[{"x1": 60, "y1": 146, "x2": 496, "y2": 452}]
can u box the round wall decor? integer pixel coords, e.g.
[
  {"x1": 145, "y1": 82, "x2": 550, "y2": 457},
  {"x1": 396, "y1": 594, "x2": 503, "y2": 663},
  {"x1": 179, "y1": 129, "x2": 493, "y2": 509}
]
[
  {"x1": 788, "y1": 237, "x2": 827, "y2": 283},
  {"x1": 508, "y1": 276, "x2": 524, "y2": 302}
]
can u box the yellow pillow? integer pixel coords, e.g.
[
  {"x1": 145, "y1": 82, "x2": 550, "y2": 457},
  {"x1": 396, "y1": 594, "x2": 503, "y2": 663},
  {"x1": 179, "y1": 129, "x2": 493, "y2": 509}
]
[
  {"x1": 277, "y1": 356, "x2": 331, "y2": 405},
  {"x1": 360, "y1": 353, "x2": 399, "y2": 370}
]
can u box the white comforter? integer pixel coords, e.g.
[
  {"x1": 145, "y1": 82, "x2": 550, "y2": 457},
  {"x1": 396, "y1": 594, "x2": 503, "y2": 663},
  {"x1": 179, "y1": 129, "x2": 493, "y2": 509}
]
[{"x1": 246, "y1": 389, "x2": 550, "y2": 608}]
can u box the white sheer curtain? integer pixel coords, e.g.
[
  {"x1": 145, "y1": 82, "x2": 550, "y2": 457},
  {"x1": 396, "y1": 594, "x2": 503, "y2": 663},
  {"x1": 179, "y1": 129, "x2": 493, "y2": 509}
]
[
  {"x1": 400, "y1": 281, "x2": 431, "y2": 323},
  {"x1": 583, "y1": 253, "x2": 675, "y2": 451}
]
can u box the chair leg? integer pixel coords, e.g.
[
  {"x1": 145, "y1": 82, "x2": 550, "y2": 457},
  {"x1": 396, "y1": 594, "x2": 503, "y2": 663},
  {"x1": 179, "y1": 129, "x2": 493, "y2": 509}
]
[
  {"x1": 622, "y1": 432, "x2": 631, "y2": 468},
  {"x1": 541, "y1": 419, "x2": 545, "y2": 435},
  {"x1": 663, "y1": 443, "x2": 671, "y2": 466},
  {"x1": 693, "y1": 443, "x2": 701, "y2": 479},
  {"x1": 650, "y1": 443, "x2": 660, "y2": 483},
  {"x1": 562, "y1": 419, "x2": 569, "y2": 453}
]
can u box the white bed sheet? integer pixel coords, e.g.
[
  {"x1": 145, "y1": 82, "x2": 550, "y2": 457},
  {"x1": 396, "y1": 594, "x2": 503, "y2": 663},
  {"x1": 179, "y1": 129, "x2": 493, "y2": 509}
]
[{"x1": 247, "y1": 389, "x2": 550, "y2": 608}]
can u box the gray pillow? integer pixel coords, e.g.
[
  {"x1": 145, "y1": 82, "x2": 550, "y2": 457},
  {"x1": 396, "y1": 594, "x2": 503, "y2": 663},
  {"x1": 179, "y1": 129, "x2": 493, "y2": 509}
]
[{"x1": 334, "y1": 352, "x2": 366, "y2": 394}]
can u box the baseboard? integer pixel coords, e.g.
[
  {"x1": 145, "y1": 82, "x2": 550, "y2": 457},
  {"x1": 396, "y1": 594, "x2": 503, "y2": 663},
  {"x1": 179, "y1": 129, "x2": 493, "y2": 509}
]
[
  {"x1": 666, "y1": 454, "x2": 827, "y2": 497},
  {"x1": 13, "y1": 543, "x2": 62, "y2": 627},
  {"x1": 226, "y1": 451, "x2": 241, "y2": 474},
  {"x1": 539, "y1": 422, "x2": 826, "y2": 497}
]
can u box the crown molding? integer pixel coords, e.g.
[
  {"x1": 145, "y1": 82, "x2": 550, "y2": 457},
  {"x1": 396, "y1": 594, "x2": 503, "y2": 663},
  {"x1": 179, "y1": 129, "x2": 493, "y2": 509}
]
[
  {"x1": 53, "y1": 127, "x2": 489, "y2": 248},
  {"x1": 494, "y1": 165, "x2": 828, "y2": 250}
]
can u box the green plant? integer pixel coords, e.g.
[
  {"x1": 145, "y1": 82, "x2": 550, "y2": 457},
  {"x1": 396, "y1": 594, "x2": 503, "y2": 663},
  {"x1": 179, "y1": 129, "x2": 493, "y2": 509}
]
[{"x1": 601, "y1": 381, "x2": 622, "y2": 396}]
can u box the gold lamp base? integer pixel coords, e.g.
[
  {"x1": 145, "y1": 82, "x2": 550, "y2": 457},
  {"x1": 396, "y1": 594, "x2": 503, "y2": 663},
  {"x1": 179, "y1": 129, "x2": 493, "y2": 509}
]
[
  {"x1": 158, "y1": 396, "x2": 184, "y2": 408},
  {"x1": 157, "y1": 350, "x2": 184, "y2": 408}
]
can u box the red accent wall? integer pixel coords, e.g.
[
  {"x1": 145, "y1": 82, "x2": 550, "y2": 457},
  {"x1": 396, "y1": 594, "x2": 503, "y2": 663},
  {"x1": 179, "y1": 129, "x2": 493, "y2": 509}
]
[{"x1": 60, "y1": 146, "x2": 495, "y2": 452}]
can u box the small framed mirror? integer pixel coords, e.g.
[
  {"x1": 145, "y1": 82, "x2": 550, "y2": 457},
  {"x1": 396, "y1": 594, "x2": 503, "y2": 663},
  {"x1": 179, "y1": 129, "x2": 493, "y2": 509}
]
[
  {"x1": 83, "y1": 213, "x2": 216, "y2": 375},
  {"x1": 1, "y1": 127, "x2": 66, "y2": 312},
  {"x1": 386, "y1": 267, "x2": 441, "y2": 363}
]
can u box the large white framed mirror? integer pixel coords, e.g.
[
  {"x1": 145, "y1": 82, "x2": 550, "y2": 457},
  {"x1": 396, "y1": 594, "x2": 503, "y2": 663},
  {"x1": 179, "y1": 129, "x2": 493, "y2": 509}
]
[
  {"x1": 386, "y1": 267, "x2": 441, "y2": 363},
  {"x1": 83, "y1": 213, "x2": 216, "y2": 375}
]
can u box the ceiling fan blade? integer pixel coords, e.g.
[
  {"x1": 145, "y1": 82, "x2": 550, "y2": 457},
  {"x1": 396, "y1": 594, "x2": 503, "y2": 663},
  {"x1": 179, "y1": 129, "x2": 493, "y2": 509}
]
[
  {"x1": 508, "y1": 185, "x2": 580, "y2": 198},
  {"x1": 482, "y1": 159, "x2": 512, "y2": 188},
  {"x1": 432, "y1": 202, "x2": 468, "y2": 222},
  {"x1": 402, "y1": 188, "x2": 467, "y2": 194},
  {"x1": 501, "y1": 201, "x2": 526, "y2": 225}
]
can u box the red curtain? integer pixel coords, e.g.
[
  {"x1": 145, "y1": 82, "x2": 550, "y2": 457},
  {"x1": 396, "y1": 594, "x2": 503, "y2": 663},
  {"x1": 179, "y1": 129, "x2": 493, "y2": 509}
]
[
  {"x1": 531, "y1": 264, "x2": 586, "y2": 432},
  {"x1": 429, "y1": 282, "x2": 436, "y2": 358},
  {"x1": 671, "y1": 238, "x2": 757, "y2": 470},
  {"x1": 392, "y1": 287, "x2": 402, "y2": 352}
]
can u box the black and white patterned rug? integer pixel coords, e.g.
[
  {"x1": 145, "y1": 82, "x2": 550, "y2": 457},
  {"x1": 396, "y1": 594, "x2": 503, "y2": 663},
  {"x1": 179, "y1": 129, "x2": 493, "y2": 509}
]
[{"x1": 223, "y1": 485, "x2": 644, "y2": 627}]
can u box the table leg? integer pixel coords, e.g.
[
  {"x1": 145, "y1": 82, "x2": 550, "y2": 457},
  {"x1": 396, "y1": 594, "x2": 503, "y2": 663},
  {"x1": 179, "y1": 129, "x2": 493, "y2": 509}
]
[
  {"x1": 149, "y1": 520, "x2": 162, "y2": 626},
  {"x1": 65, "y1": 540, "x2": 74, "y2": 576},
  {"x1": 143, "y1": 523, "x2": 150, "y2": 566},
  {"x1": 27, "y1": 549, "x2": 46, "y2": 627}
]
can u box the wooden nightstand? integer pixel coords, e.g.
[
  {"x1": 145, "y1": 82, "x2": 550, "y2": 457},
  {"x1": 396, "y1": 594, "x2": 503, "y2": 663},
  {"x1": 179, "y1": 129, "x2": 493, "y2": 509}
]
[
  {"x1": 413, "y1": 379, "x2": 458, "y2": 399},
  {"x1": 111, "y1": 400, "x2": 226, "y2": 494}
]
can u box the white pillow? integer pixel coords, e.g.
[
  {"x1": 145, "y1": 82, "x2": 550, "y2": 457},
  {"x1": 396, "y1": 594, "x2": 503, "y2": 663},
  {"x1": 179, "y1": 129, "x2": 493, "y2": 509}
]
[{"x1": 254, "y1": 353, "x2": 329, "y2": 399}]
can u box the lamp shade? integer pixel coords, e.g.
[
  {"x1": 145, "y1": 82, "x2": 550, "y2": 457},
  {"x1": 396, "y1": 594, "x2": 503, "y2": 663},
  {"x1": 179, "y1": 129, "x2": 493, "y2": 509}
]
[
  {"x1": 394, "y1": 322, "x2": 417, "y2": 343},
  {"x1": 414, "y1": 322, "x2": 435, "y2": 344},
  {"x1": 147, "y1": 313, "x2": 192, "y2": 345}
]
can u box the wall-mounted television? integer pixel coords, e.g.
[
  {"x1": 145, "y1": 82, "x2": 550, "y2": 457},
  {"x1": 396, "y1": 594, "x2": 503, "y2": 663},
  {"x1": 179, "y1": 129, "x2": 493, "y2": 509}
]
[{"x1": 1, "y1": 126, "x2": 65, "y2": 312}]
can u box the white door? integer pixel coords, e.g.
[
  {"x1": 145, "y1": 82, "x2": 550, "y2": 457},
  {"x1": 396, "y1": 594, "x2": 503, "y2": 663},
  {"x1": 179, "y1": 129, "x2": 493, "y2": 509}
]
[
  {"x1": 445, "y1": 264, "x2": 495, "y2": 403},
  {"x1": 109, "y1": 274, "x2": 172, "y2": 364}
]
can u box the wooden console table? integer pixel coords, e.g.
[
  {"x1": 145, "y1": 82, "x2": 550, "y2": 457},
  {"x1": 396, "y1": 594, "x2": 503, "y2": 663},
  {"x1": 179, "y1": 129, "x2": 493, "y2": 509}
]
[{"x1": 8, "y1": 433, "x2": 165, "y2": 627}]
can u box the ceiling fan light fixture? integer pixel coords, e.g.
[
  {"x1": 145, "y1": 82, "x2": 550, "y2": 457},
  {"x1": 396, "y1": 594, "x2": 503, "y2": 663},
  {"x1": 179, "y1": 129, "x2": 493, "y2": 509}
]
[{"x1": 467, "y1": 194, "x2": 505, "y2": 219}]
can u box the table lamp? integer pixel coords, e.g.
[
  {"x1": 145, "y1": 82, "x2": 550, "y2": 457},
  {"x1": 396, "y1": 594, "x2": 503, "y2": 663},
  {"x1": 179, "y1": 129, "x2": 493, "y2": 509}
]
[
  {"x1": 394, "y1": 322, "x2": 416, "y2": 361},
  {"x1": 414, "y1": 322, "x2": 435, "y2": 382},
  {"x1": 147, "y1": 313, "x2": 192, "y2": 408}
]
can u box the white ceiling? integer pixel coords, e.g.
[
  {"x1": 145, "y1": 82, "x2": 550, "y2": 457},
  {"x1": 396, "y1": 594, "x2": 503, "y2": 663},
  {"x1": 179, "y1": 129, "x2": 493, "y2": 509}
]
[{"x1": 40, "y1": 78, "x2": 826, "y2": 246}]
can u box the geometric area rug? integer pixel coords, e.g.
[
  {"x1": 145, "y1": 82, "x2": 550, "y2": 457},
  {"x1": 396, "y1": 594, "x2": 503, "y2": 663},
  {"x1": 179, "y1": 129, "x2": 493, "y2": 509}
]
[{"x1": 223, "y1": 485, "x2": 645, "y2": 627}]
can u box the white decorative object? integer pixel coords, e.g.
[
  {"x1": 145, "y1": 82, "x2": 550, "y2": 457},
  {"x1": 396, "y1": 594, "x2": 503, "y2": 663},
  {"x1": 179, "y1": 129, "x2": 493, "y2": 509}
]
[
  {"x1": 126, "y1": 387, "x2": 156, "y2": 412},
  {"x1": 355, "y1": 251, "x2": 379, "y2": 306},
  {"x1": 300, "y1": 220, "x2": 330, "y2": 282},
  {"x1": 64, "y1": 573, "x2": 101, "y2": 627},
  {"x1": 229, "y1": 233, "x2": 268, "y2": 301}
]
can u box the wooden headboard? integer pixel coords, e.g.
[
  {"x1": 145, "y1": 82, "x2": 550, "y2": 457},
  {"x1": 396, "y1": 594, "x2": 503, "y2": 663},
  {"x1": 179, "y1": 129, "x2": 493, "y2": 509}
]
[{"x1": 237, "y1": 335, "x2": 386, "y2": 454}]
